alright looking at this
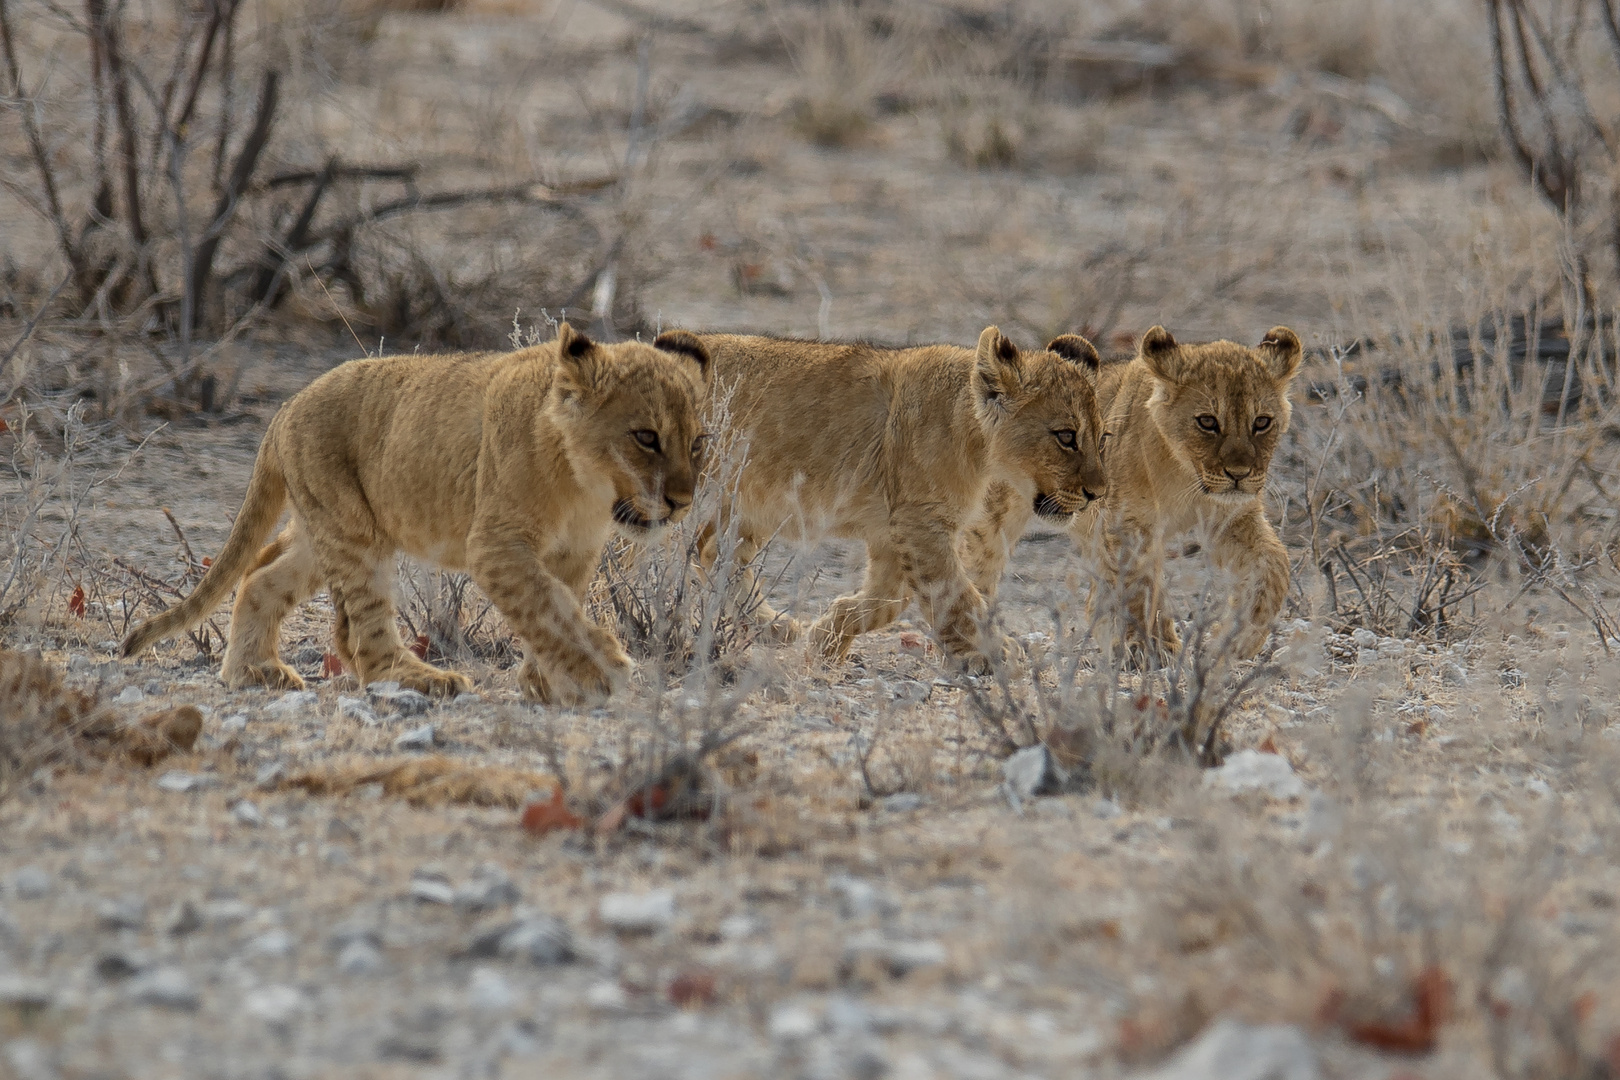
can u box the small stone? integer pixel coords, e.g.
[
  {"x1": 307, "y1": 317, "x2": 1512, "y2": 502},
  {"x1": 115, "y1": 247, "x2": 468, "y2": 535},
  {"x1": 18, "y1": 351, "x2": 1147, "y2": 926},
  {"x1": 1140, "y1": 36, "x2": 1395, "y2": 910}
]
[
  {"x1": 453, "y1": 865, "x2": 520, "y2": 914},
  {"x1": 408, "y1": 878, "x2": 455, "y2": 905},
  {"x1": 1378, "y1": 638, "x2": 1407, "y2": 658},
  {"x1": 94, "y1": 952, "x2": 141, "y2": 980},
  {"x1": 369, "y1": 684, "x2": 431, "y2": 717},
  {"x1": 127, "y1": 967, "x2": 199, "y2": 1010},
  {"x1": 97, "y1": 897, "x2": 145, "y2": 931},
  {"x1": 828, "y1": 876, "x2": 896, "y2": 920},
  {"x1": 243, "y1": 984, "x2": 305, "y2": 1029},
  {"x1": 768, "y1": 1003, "x2": 821, "y2": 1041},
  {"x1": 113, "y1": 685, "x2": 145, "y2": 705},
  {"x1": 337, "y1": 696, "x2": 378, "y2": 725},
  {"x1": 264, "y1": 690, "x2": 319, "y2": 719},
  {"x1": 10, "y1": 867, "x2": 50, "y2": 899},
  {"x1": 1350, "y1": 628, "x2": 1377, "y2": 648},
  {"x1": 465, "y1": 916, "x2": 576, "y2": 965},
  {"x1": 166, "y1": 901, "x2": 202, "y2": 936},
  {"x1": 67, "y1": 655, "x2": 94, "y2": 673},
  {"x1": 3, "y1": 1038, "x2": 57, "y2": 1080},
  {"x1": 1427, "y1": 706, "x2": 1447, "y2": 724},
  {"x1": 844, "y1": 932, "x2": 946, "y2": 977},
  {"x1": 1355, "y1": 648, "x2": 1379, "y2": 666},
  {"x1": 143, "y1": 680, "x2": 164, "y2": 695},
  {"x1": 155, "y1": 771, "x2": 213, "y2": 793},
  {"x1": 1136, "y1": 1018, "x2": 1319, "y2": 1080},
  {"x1": 1093, "y1": 798, "x2": 1123, "y2": 820},
  {"x1": 467, "y1": 967, "x2": 516, "y2": 1011},
  {"x1": 1002, "y1": 744, "x2": 1068, "y2": 803},
  {"x1": 452, "y1": 693, "x2": 483, "y2": 707},
  {"x1": 1527, "y1": 777, "x2": 1553, "y2": 798},
  {"x1": 220, "y1": 714, "x2": 248, "y2": 733},
  {"x1": 254, "y1": 761, "x2": 286, "y2": 788},
  {"x1": 880, "y1": 792, "x2": 923, "y2": 813},
  {"x1": 394, "y1": 723, "x2": 436, "y2": 751},
  {"x1": 231, "y1": 800, "x2": 263, "y2": 827},
  {"x1": 337, "y1": 939, "x2": 385, "y2": 975},
  {"x1": 585, "y1": 981, "x2": 628, "y2": 1012},
  {"x1": 201, "y1": 900, "x2": 252, "y2": 927},
  {"x1": 244, "y1": 929, "x2": 293, "y2": 958},
  {"x1": 599, "y1": 890, "x2": 675, "y2": 934},
  {"x1": 1441, "y1": 663, "x2": 1468, "y2": 687},
  {"x1": 0, "y1": 975, "x2": 54, "y2": 1011},
  {"x1": 1204, "y1": 749, "x2": 1307, "y2": 800}
]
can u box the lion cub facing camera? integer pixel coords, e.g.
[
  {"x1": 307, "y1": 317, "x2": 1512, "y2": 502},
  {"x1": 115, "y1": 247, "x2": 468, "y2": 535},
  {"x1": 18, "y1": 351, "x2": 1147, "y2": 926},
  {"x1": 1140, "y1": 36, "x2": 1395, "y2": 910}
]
[{"x1": 123, "y1": 324, "x2": 710, "y2": 706}]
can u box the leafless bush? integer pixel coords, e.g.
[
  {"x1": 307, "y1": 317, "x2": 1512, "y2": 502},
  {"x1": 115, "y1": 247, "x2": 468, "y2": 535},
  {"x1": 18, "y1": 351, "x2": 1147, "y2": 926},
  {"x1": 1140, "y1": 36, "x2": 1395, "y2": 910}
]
[
  {"x1": 397, "y1": 566, "x2": 518, "y2": 667},
  {"x1": 965, "y1": 552, "x2": 1280, "y2": 805},
  {"x1": 780, "y1": 3, "x2": 912, "y2": 147}
]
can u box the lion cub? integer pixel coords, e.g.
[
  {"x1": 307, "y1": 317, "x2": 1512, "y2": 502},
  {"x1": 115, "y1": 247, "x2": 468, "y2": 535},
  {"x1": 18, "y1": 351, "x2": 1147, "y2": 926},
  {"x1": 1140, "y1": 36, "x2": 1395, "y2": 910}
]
[
  {"x1": 123, "y1": 324, "x2": 711, "y2": 705},
  {"x1": 691, "y1": 326, "x2": 1107, "y2": 673},
  {"x1": 965, "y1": 325, "x2": 1302, "y2": 661}
]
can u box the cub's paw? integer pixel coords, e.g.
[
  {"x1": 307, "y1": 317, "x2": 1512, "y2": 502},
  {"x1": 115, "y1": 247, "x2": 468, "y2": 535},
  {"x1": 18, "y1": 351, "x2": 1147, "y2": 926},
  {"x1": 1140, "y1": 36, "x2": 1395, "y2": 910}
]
[
  {"x1": 806, "y1": 617, "x2": 853, "y2": 661},
  {"x1": 396, "y1": 666, "x2": 474, "y2": 699},
  {"x1": 518, "y1": 648, "x2": 633, "y2": 708},
  {"x1": 223, "y1": 660, "x2": 305, "y2": 692},
  {"x1": 759, "y1": 615, "x2": 803, "y2": 646}
]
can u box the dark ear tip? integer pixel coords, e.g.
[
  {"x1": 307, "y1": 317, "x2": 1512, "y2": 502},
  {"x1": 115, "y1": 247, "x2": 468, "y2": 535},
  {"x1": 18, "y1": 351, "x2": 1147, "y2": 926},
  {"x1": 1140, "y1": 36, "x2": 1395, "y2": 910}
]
[
  {"x1": 1141, "y1": 325, "x2": 1176, "y2": 353},
  {"x1": 1046, "y1": 334, "x2": 1100, "y2": 368},
  {"x1": 559, "y1": 321, "x2": 593, "y2": 358},
  {"x1": 653, "y1": 329, "x2": 710, "y2": 370}
]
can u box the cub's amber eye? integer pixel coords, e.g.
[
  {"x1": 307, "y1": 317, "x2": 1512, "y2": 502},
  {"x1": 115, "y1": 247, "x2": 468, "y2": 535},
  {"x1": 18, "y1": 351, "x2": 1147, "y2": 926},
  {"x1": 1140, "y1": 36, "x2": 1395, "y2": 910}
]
[
  {"x1": 691, "y1": 434, "x2": 712, "y2": 458},
  {"x1": 1253, "y1": 416, "x2": 1273, "y2": 433},
  {"x1": 1053, "y1": 429, "x2": 1078, "y2": 450},
  {"x1": 632, "y1": 430, "x2": 661, "y2": 452},
  {"x1": 1195, "y1": 415, "x2": 1220, "y2": 433}
]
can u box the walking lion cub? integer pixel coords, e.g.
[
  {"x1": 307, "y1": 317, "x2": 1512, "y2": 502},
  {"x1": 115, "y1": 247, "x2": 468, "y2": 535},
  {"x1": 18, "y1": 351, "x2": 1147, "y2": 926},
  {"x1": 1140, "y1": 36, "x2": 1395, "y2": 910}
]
[
  {"x1": 123, "y1": 324, "x2": 711, "y2": 705},
  {"x1": 690, "y1": 326, "x2": 1107, "y2": 673}
]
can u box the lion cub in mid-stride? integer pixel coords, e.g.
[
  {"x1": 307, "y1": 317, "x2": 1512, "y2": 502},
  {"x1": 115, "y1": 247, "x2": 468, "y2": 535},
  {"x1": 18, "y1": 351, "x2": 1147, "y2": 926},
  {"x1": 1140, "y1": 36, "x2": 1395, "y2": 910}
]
[
  {"x1": 123, "y1": 324, "x2": 711, "y2": 706},
  {"x1": 690, "y1": 326, "x2": 1107, "y2": 673},
  {"x1": 964, "y1": 325, "x2": 1302, "y2": 662}
]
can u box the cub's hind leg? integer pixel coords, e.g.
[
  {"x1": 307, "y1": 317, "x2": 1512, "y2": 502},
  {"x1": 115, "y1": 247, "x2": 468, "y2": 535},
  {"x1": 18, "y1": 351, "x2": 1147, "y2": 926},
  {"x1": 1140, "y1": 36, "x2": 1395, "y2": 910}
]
[
  {"x1": 222, "y1": 523, "x2": 322, "y2": 690},
  {"x1": 322, "y1": 548, "x2": 472, "y2": 698}
]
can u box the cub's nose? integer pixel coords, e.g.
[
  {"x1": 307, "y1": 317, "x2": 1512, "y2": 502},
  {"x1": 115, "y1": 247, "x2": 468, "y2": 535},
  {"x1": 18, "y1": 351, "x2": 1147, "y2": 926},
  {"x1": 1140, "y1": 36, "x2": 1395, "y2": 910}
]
[
  {"x1": 1223, "y1": 467, "x2": 1252, "y2": 482},
  {"x1": 664, "y1": 492, "x2": 692, "y2": 514},
  {"x1": 1081, "y1": 488, "x2": 1100, "y2": 504}
]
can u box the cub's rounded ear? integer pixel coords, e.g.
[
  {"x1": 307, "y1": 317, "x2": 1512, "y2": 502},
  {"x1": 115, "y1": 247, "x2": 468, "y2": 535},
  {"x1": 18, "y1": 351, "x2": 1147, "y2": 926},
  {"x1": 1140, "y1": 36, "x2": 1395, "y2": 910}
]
[
  {"x1": 1139, "y1": 325, "x2": 1180, "y2": 383},
  {"x1": 556, "y1": 321, "x2": 595, "y2": 361},
  {"x1": 1047, "y1": 334, "x2": 1100, "y2": 375},
  {"x1": 653, "y1": 330, "x2": 710, "y2": 378},
  {"x1": 1257, "y1": 326, "x2": 1303, "y2": 381},
  {"x1": 975, "y1": 325, "x2": 1021, "y2": 409}
]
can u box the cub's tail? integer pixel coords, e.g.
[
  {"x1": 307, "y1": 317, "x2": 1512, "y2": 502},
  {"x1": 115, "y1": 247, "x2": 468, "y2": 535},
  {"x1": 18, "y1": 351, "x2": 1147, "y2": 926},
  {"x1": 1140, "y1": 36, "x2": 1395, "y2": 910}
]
[{"x1": 121, "y1": 427, "x2": 288, "y2": 658}]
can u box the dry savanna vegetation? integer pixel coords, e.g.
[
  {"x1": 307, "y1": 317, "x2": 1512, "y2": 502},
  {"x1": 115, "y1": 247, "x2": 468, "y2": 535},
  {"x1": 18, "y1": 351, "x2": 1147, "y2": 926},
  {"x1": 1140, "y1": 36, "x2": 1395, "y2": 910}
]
[{"x1": 2, "y1": 0, "x2": 1620, "y2": 1077}]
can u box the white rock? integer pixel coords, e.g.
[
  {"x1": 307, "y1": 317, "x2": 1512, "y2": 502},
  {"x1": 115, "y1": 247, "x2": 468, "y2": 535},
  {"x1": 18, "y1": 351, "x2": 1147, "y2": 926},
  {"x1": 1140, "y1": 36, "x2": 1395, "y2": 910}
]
[
  {"x1": 231, "y1": 800, "x2": 263, "y2": 827},
  {"x1": 201, "y1": 900, "x2": 252, "y2": 927},
  {"x1": 0, "y1": 975, "x2": 54, "y2": 1010},
  {"x1": 337, "y1": 939, "x2": 385, "y2": 975},
  {"x1": 453, "y1": 865, "x2": 520, "y2": 913},
  {"x1": 843, "y1": 931, "x2": 947, "y2": 976},
  {"x1": 220, "y1": 714, "x2": 248, "y2": 733},
  {"x1": 452, "y1": 692, "x2": 484, "y2": 707},
  {"x1": 1136, "y1": 1019, "x2": 1319, "y2": 1080},
  {"x1": 467, "y1": 967, "x2": 516, "y2": 1011},
  {"x1": 394, "y1": 723, "x2": 436, "y2": 751},
  {"x1": 10, "y1": 866, "x2": 50, "y2": 899},
  {"x1": 1002, "y1": 744, "x2": 1067, "y2": 802},
  {"x1": 1356, "y1": 648, "x2": 1379, "y2": 666},
  {"x1": 599, "y1": 890, "x2": 675, "y2": 934},
  {"x1": 828, "y1": 876, "x2": 896, "y2": 920},
  {"x1": 1204, "y1": 750, "x2": 1307, "y2": 800},
  {"x1": 880, "y1": 792, "x2": 923, "y2": 813},
  {"x1": 1527, "y1": 777, "x2": 1553, "y2": 798},
  {"x1": 155, "y1": 771, "x2": 214, "y2": 793},
  {"x1": 244, "y1": 929, "x2": 293, "y2": 958},
  {"x1": 768, "y1": 1003, "x2": 821, "y2": 1041},
  {"x1": 243, "y1": 984, "x2": 306, "y2": 1028},
  {"x1": 113, "y1": 685, "x2": 145, "y2": 705},
  {"x1": 1378, "y1": 638, "x2": 1408, "y2": 657},
  {"x1": 585, "y1": 981, "x2": 629, "y2": 1011},
  {"x1": 264, "y1": 690, "x2": 319, "y2": 718},
  {"x1": 128, "y1": 967, "x2": 199, "y2": 1010},
  {"x1": 1093, "y1": 798, "x2": 1123, "y2": 820},
  {"x1": 97, "y1": 897, "x2": 145, "y2": 930},
  {"x1": 1350, "y1": 628, "x2": 1377, "y2": 648},
  {"x1": 408, "y1": 878, "x2": 455, "y2": 905},
  {"x1": 337, "y1": 696, "x2": 377, "y2": 725}
]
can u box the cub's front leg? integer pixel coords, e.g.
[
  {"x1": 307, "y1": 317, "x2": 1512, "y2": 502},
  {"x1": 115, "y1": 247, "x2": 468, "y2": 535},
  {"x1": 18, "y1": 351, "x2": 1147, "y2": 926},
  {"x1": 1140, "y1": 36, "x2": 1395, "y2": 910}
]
[
  {"x1": 888, "y1": 511, "x2": 1016, "y2": 675},
  {"x1": 1074, "y1": 513, "x2": 1179, "y2": 667},
  {"x1": 468, "y1": 527, "x2": 632, "y2": 707},
  {"x1": 1213, "y1": 502, "x2": 1290, "y2": 658},
  {"x1": 957, "y1": 480, "x2": 1033, "y2": 602}
]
